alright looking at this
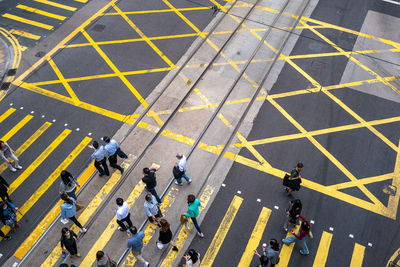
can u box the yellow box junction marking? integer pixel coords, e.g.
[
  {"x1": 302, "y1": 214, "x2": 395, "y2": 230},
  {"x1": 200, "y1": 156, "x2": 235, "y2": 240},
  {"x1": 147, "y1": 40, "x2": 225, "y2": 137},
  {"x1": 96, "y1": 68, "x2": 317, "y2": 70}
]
[
  {"x1": 201, "y1": 195, "x2": 243, "y2": 266},
  {"x1": 313, "y1": 231, "x2": 333, "y2": 266},
  {"x1": 117, "y1": 189, "x2": 178, "y2": 266},
  {"x1": 276, "y1": 225, "x2": 300, "y2": 267},
  {"x1": 77, "y1": 180, "x2": 146, "y2": 266},
  {"x1": 14, "y1": 164, "x2": 96, "y2": 259},
  {"x1": 48, "y1": 57, "x2": 80, "y2": 103},
  {"x1": 160, "y1": 185, "x2": 214, "y2": 267},
  {"x1": 2, "y1": 13, "x2": 54, "y2": 30},
  {"x1": 34, "y1": 0, "x2": 77, "y2": 11},
  {"x1": 0, "y1": 122, "x2": 52, "y2": 174},
  {"x1": 238, "y1": 207, "x2": 271, "y2": 266},
  {"x1": 8, "y1": 129, "x2": 71, "y2": 195},
  {"x1": 1, "y1": 136, "x2": 89, "y2": 241},
  {"x1": 16, "y1": 5, "x2": 66, "y2": 21},
  {"x1": 350, "y1": 243, "x2": 365, "y2": 267}
]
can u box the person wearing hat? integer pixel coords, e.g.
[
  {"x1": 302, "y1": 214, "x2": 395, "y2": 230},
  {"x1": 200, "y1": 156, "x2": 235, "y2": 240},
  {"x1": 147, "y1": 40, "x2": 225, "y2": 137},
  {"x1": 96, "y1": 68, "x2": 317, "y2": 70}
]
[
  {"x1": 114, "y1": 197, "x2": 132, "y2": 231},
  {"x1": 103, "y1": 136, "x2": 124, "y2": 175},
  {"x1": 88, "y1": 141, "x2": 110, "y2": 177},
  {"x1": 174, "y1": 153, "x2": 192, "y2": 186}
]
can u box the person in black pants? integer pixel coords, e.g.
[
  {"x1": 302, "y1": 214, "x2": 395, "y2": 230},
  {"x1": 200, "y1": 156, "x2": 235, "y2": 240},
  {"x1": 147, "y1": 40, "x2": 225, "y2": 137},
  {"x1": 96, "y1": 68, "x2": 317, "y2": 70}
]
[
  {"x1": 88, "y1": 141, "x2": 109, "y2": 177},
  {"x1": 142, "y1": 166, "x2": 162, "y2": 204},
  {"x1": 0, "y1": 175, "x2": 10, "y2": 202},
  {"x1": 103, "y1": 137, "x2": 124, "y2": 175},
  {"x1": 114, "y1": 198, "x2": 133, "y2": 231}
]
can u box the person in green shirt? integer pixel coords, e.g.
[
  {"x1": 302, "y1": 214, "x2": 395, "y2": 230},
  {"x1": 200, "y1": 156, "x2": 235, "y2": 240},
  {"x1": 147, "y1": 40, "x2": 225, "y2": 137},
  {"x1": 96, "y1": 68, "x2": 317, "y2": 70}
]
[
  {"x1": 185, "y1": 194, "x2": 204, "y2": 237},
  {"x1": 285, "y1": 163, "x2": 303, "y2": 195}
]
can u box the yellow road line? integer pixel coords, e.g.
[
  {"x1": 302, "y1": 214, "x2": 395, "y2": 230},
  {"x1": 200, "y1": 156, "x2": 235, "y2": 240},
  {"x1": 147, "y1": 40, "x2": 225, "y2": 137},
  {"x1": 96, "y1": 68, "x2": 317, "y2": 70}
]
[
  {"x1": 73, "y1": 0, "x2": 88, "y2": 3},
  {"x1": 2, "y1": 13, "x2": 53, "y2": 30},
  {"x1": 48, "y1": 58, "x2": 80, "y2": 103},
  {"x1": 237, "y1": 132, "x2": 271, "y2": 168},
  {"x1": 238, "y1": 207, "x2": 271, "y2": 266},
  {"x1": 0, "y1": 108, "x2": 15, "y2": 123},
  {"x1": 81, "y1": 29, "x2": 150, "y2": 109},
  {"x1": 104, "y1": 6, "x2": 212, "y2": 15},
  {"x1": 16, "y1": 5, "x2": 66, "y2": 20},
  {"x1": 268, "y1": 96, "x2": 384, "y2": 209},
  {"x1": 41, "y1": 160, "x2": 132, "y2": 266},
  {"x1": 160, "y1": 185, "x2": 214, "y2": 267},
  {"x1": 276, "y1": 225, "x2": 300, "y2": 267},
  {"x1": 218, "y1": 114, "x2": 232, "y2": 128},
  {"x1": 78, "y1": 180, "x2": 146, "y2": 266},
  {"x1": 115, "y1": 189, "x2": 178, "y2": 266},
  {"x1": 1, "y1": 115, "x2": 33, "y2": 142},
  {"x1": 147, "y1": 110, "x2": 164, "y2": 126},
  {"x1": 201, "y1": 195, "x2": 243, "y2": 266},
  {"x1": 112, "y1": 4, "x2": 175, "y2": 68},
  {"x1": 350, "y1": 243, "x2": 365, "y2": 267},
  {"x1": 10, "y1": 29, "x2": 41, "y2": 40},
  {"x1": 8, "y1": 129, "x2": 71, "y2": 195},
  {"x1": 34, "y1": 0, "x2": 77, "y2": 11},
  {"x1": 1, "y1": 137, "x2": 90, "y2": 241},
  {"x1": 386, "y1": 140, "x2": 400, "y2": 219},
  {"x1": 0, "y1": 122, "x2": 52, "y2": 174},
  {"x1": 14, "y1": 164, "x2": 96, "y2": 259},
  {"x1": 328, "y1": 173, "x2": 393, "y2": 190},
  {"x1": 313, "y1": 231, "x2": 333, "y2": 266}
]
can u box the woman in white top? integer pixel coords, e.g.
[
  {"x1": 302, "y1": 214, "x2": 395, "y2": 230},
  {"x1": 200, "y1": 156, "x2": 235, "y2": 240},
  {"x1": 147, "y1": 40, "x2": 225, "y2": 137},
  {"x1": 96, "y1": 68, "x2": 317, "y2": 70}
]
[{"x1": 0, "y1": 141, "x2": 22, "y2": 172}]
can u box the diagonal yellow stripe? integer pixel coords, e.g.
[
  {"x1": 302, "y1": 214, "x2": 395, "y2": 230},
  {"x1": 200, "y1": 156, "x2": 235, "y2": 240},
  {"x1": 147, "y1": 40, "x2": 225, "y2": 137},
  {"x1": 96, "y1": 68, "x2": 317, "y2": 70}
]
[
  {"x1": 277, "y1": 225, "x2": 300, "y2": 267},
  {"x1": 8, "y1": 129, "x2": 71, "y2": 195},
  {"x1": 10, "y1": 29, "x2": 41, "y2": 40},
  {"x1": 350, "y1": 243, "x2": 365, "y2": 267},
  {"x1": 0, "y1": 108, "x2": 16, "y2": 123},
  {"x1": 48, "y1": 58, "x2": 80, "y2": 103},
  {"x1": 81, "y1": 29, "x2": 150, "y2": 109},
  {"x1": 0, "y1": 122, "x2": 51, "y2": 174},
  {"x1": 237, "y1": 132, "x2": 271, "y2": 168},
  {"x1": 1, "y1": 115, "x2": 33, "y2": 142},
  {"x1": 34, "y1": 0, "x2": 76, "y2": 11},
  {"x1": 2, "y1": 14, "x2": 53, "y2": 30},
  {"x1": 201, "y1": 195, "x2": 243, "y2": 266},
  {"x1": 312, "y1": 231, "x2": 333, "y2": 266},
  {"x1": 112, "y1": 4, "x2": 175, "y2": 68},
  {"x1": 16, "y1": 5, "x2": 66, "y2": 20},
  {"x1": 238, "y1": 207, "x2": 271, "y2": 266}
]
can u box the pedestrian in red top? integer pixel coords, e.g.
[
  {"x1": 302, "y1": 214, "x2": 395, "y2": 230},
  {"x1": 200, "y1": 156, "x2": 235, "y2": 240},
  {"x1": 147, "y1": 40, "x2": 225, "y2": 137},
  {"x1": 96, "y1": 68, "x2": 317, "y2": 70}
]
[{"x1": 282, "y1": 215, "x2": 310, "y2": 255}]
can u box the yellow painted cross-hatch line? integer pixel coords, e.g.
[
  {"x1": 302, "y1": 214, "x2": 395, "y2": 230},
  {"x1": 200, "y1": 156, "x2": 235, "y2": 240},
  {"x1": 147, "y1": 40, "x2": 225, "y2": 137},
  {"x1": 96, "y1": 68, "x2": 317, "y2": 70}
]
[
  {"x1": 16, "y1": 5, "x2": 66, "y2": 21},
  {"x1": 8, "y1": 129, "x2": 71, "y2": 195},
  {"x1": 34, "y1": 0, "x2": 77, "y2": 11},
  {"x1": 48, "y1": 57, "x2": 80, "y2": 103},
  {"x1": 112, "y1": 3, "x2": 175, "y2": 68},
  {"x1": 0, "y1": 122, "x2": 52, "y2": 174},
  {"x1": 237, "y1": 132, "x2": 271, "y2": 168},
  {"x1": 2, "y1": 13, "x2": 53, "y2": 30},
  {"x1": 238, "y1": 207, "x2": 271, "y2": 266},
  {"x1": 81, "y1": 29, "x2": 150, "y2": 109},
  {"x1": 201, "y1": 195, "x2": 243, "y2": 267}
]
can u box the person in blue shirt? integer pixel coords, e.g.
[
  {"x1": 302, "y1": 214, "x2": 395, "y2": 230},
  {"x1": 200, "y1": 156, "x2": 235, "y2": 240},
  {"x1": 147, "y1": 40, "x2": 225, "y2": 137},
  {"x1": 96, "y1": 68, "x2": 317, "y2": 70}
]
[
  {"x1": 88, "y1": 140, "x2": 110, "y2": 177},
  {"x1": 0, "y1": 201, "x2": 19, "y2": 232},
  {"x1": 103, "y1": 136, "x2": 124, "y2": 175},
  {"x1": 60, "y1": 193, "x2": 87, "y2": 233},
  {"x1": 127, "y1": 226, "x2": 149, "y2": 267}
]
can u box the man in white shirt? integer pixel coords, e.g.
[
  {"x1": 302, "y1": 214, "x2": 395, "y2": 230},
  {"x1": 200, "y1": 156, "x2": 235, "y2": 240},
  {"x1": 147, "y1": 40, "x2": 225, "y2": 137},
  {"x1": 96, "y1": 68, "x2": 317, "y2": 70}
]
[
  {"x1": 114, "y1": 197, "x2": 132, "y2": 231},
  {"x1": 174, "y1": 153, "x2": 192, "y2": 186}
]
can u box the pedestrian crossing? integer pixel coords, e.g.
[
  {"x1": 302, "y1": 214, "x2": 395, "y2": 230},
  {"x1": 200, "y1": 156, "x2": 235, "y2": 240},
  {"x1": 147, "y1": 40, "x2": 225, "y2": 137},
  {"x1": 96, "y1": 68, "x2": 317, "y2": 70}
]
[
  {"x1": 0, "y1": 0, "x2": 90, "y2": 49},
  {"x1": 0, "y1": 107, "x2": 92, "y2": 244}
]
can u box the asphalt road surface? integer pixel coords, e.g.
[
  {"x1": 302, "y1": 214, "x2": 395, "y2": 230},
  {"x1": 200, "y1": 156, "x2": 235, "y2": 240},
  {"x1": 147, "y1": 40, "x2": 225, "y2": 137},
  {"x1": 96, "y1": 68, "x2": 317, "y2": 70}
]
[{"x1": 187, "y1": 0, "x2": 400, "y2": 266}]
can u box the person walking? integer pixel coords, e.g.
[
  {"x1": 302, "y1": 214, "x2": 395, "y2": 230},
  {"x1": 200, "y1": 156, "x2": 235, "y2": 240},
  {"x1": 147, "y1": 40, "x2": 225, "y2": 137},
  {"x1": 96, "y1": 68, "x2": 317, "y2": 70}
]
[
  {"x1": 0, "y1": 201, "x2": 19, "y2": 232},
  {"x1": 142, "y1": 166, "x2": 162, "y2": 204},
  {"x1": 185, "y1": 194, "x2": 203, "y2": 237},
  {"x1": 114, "y1": 197, "x2": 133, "y2": 231},
  {"x1": 254, "y1": 239, "x2": 280, "y2": 266},
  {"x1": 60, "y1": 193, "x2": 87, "y2": 233},
  {"x1": 103, "y1": 136, "x2": 127, "y2": 159},
  {"x1": 60, "y1": 227, "x2": 81, "y2": 257},
  {"x1": 174, "y1": 153, "x2": 191, "y2": 186},
  {"x1": 59, "y1": 170, "x2": 83, "y2": 211},
  {"x1": 144, "y1": 193, "x2": 162, "y2": 225},
  {"x1": 156, "y1": 218, "x2": 178, "y2": 251},
  {"x1": 0, "y1": 229, "x2": 11, "y2": 240},
  {"x1": 0, "y1": 140, "x2": 22, "y2": 172},
  {"x1": 0, "y1": 175, "x2": 10, "y2": 202},
  {"x1": 283, "y1": 199, "x2": 302, "y2": 232},
  {"x1": 182, "y1": 249, "x2": 200, "y2": 267},
  {"x1": 282, "y1": 215, "x2": 310, "y2": 255},
  {"x1": 126, "y1": 226, "x2": 149, "y2": 267},
  {"x1": 103, "y1": 136, "x2": 124, "y2": 175},
  {"x1": 96, "y1": 250, "x2": 116, "y2": 267},
  {"x1": 283, "y1": 163, "x2": 303, "y2": 196},
  {"x1": 88, "y1": 141, "x2": 110, "y2": 177}
]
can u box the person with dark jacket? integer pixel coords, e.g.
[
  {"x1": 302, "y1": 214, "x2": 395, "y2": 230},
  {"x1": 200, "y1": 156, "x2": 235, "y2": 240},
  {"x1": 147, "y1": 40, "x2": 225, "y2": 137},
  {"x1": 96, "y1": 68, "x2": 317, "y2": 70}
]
[
  {"x1": 284, "y1": 199, "x2": 302, "y2": 232},
  {"x1": 156, "y1": 218, "x2": 178, "y2": 251},
  {"x1": 60, "y1": 227, "x2": 80, "y2": 257},
  {"x1": 0, "y1": 175, "x2": 10, "y2": 202},
  {"x1": 284, "y1": 163, "x2": 303, "y2": 195},
  {"x1": 0, "y1": 201, "x2": 19, "y2": 232},
  {"x1": 282, "y1": 215, "x2": 310, "y2": 255},
  {"x1": 142, "y1": 166, "x2": 161, "y2": 203}
]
